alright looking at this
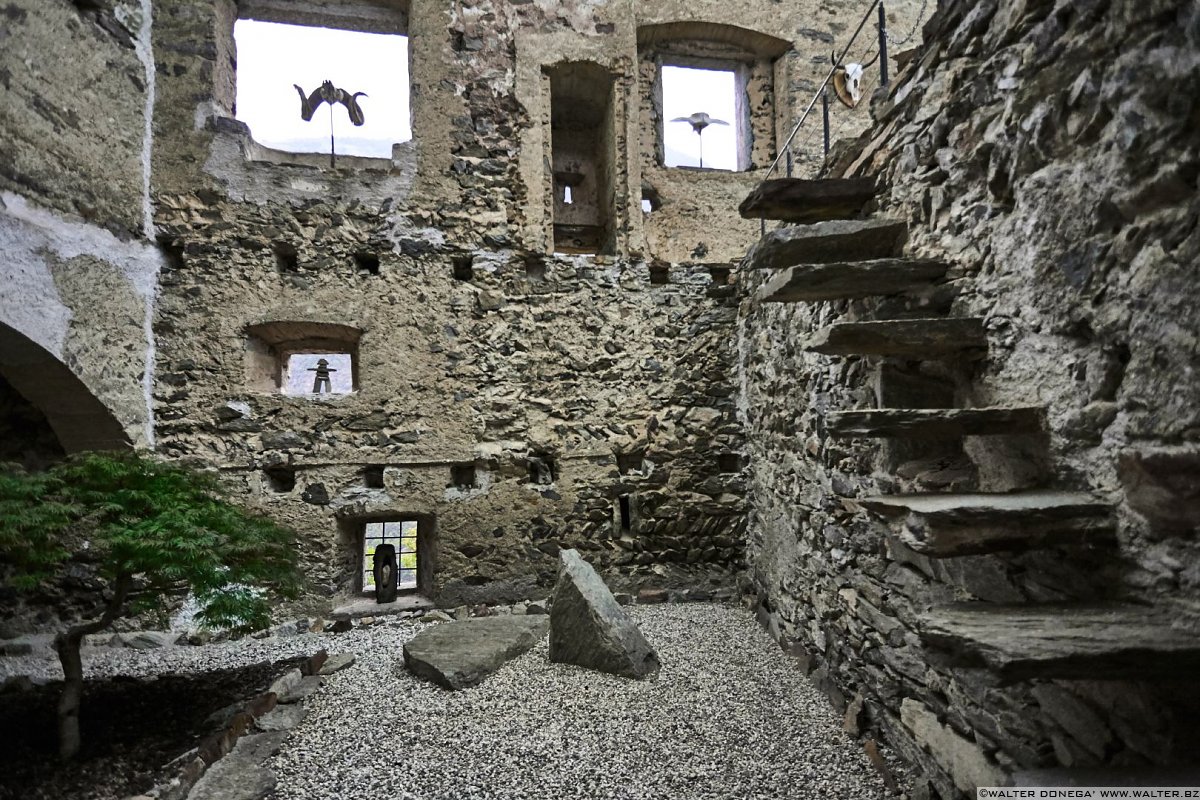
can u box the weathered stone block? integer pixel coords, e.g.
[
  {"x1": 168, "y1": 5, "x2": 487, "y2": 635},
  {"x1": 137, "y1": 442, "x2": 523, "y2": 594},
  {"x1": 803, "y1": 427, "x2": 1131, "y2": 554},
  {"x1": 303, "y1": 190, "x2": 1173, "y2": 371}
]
[{"x1": 549, "y1": 550, "x2": 659, "y2": 679}]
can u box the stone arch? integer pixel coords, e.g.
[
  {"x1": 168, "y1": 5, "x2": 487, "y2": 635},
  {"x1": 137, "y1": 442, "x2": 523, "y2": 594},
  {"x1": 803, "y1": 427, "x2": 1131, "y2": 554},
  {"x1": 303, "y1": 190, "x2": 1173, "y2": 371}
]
[{"x1": 0, "y1": 322, "x2": 131, "y2": 453}]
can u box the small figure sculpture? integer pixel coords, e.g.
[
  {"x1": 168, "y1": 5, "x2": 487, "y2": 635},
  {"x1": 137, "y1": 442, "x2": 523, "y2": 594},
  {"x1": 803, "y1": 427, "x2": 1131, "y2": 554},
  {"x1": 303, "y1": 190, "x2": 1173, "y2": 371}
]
[
  {"x1": 292, "y1": 79, "x2": 368, "y2": 167},
  {"x1": 669, "y1": 112, "x2": 730, "y2": 168},
  {"x1": 373, "y1": 543, "x2": 398, "y2": 604},
  {"x1": 307, "y1": 358, "x2": 336, "y2": 394}
]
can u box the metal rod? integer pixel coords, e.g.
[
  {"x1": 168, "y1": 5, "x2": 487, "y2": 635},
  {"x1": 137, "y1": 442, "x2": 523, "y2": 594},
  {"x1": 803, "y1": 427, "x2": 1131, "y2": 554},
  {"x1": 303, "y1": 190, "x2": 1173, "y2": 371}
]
[
  {"x1": 329, "y1": 104, "x2": 336, "y2": 169},
  {"x1": 762, "y1": 0, "x2": 881, "y2": 182},
  {"x1": 878, "y1": 0, "x2": 890, "y2": 87},
  {"x1": 822, "y1": 88, "x2": 831, "y2": 155}
]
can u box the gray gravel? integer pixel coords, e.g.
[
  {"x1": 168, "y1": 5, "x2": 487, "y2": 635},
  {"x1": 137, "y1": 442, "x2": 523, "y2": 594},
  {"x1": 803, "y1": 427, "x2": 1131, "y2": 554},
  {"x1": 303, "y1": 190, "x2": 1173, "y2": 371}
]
[
  {"x1": 0, "y1": 604, "x2": 907, "y2": 799},
  {"x1": 269, "y1": 604, "x2": 906, "y2": 800}
]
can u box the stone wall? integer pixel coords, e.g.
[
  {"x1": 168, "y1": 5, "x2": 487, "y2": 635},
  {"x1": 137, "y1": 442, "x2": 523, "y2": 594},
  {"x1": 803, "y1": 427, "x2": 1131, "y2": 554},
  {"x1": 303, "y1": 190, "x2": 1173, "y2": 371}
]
[
  {"x1": 739, "y1": 0, "x2": 1200, "y2": 795},
  {"x1": 143, "y1": 0, "x2": 936, "y2": 612}
]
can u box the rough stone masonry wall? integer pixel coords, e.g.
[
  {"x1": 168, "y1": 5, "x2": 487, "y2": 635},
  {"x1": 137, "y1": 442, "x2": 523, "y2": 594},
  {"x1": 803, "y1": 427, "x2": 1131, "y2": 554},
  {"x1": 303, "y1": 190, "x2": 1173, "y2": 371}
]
[
  {"x1": 151, "y1": 0, "x2": 832, "y2": 611},
  {"x1": 740, "y1": 0, "x2": 1200, "y2": 796}
]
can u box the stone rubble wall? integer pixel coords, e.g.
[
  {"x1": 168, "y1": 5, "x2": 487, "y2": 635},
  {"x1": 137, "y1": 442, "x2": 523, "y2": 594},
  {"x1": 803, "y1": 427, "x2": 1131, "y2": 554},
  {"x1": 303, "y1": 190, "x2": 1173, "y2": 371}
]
[
  {"x1": 146, "y1": 0, "x2": 935, "y2": 611},
  {"x1": 739, "y1": 0, "x2": 1200, "y2": 796}
]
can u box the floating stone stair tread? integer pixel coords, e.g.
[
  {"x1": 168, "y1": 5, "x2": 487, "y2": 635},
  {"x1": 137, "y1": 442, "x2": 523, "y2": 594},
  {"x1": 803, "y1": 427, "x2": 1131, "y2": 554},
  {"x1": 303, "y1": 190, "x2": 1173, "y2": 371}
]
[
  {"x1": 827, "y1": 406, "x2": 1043, "y2": 438},
  {"x1": 918, "y1": 604, "x2": 1200, "y2": 682},
  {"x1": 757, "y1": 258, "x2": 947, "y2": 302},
  {"x1": 858, "y1": 490, "x2": 1114, "y2": 556},
  {"x1": 738, "y1": 177, "x2": 877, "y2": 223},
  {"x1": 804, "y1": 318, "x2": 987, "y2": 358},
  {"x1": 746, "y1": 218, "x2": 908, "y2": 267}
]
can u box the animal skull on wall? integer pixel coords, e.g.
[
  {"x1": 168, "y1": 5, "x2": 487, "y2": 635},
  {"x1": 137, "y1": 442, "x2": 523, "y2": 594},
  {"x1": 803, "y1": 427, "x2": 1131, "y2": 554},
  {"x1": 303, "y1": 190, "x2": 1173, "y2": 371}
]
[{"x1": 832, "y1": 63, "x2": 866, "y2": 108}]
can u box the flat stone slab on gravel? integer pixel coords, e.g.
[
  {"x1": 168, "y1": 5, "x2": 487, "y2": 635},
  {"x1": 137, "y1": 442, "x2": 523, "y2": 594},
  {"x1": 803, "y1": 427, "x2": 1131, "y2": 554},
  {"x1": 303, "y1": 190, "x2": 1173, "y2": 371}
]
[
  {"x1": 254, "y1": 703, "x2": 306, "y2": 732},
  {"x1": 318, "y1": 653, "x2": 356, "y2": 675},
  {"x1": 403, "y1": 616, "x2": 550, "y2": 690},
  {"x1": 188, "y1": 732, "x2": 285, "y2": 800}
]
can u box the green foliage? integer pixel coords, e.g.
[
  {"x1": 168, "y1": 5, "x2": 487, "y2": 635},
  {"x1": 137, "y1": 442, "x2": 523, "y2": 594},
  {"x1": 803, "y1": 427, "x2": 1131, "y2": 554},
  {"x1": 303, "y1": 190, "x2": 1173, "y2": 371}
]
[{"x1": 0, "y1": 451, "x2": 299, "y2": 631}]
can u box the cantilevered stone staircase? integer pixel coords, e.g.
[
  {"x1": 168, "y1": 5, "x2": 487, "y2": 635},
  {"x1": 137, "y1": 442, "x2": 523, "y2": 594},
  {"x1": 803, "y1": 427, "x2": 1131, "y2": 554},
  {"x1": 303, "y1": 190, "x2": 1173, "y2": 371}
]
[{"x1": 738, "y1": 177, "x2": 1200, "y2": 686}]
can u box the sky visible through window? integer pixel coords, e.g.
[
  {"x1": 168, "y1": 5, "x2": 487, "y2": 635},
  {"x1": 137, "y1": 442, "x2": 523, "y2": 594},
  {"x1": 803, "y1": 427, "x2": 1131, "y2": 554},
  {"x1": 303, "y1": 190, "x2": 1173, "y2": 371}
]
[
  {"x1": 284, "y1": 353, "x2": 354, "y2": 395},
  {"x1": 662, "y1": 65, "x2": 738, "y2": 171},
  {"x1": 234, "y1": 20, "x2": 411, "y2": 158}
]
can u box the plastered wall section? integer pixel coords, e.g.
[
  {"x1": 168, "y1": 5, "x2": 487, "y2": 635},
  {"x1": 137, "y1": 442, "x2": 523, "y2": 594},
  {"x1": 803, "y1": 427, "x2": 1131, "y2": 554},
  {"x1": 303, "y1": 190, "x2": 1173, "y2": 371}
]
[{"x1": 0, "y1": 1, "x2": 149, "y2": 236}]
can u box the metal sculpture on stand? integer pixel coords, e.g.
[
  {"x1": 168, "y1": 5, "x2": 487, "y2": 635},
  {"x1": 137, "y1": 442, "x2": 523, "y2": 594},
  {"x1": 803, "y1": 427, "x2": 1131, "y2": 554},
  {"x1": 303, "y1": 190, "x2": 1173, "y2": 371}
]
[
  {"x1": 373, "y1": 543, "x2": 397, "y2": 604},
  {"x1": 293, "y1": 79, "x2": 368, "y2": 168},
  {"x1": 307, "y1": 358, "x2": 336, "y2": 394},
  {"x1": 670, "y1": 112, "x2": 730, "y2": 168}
]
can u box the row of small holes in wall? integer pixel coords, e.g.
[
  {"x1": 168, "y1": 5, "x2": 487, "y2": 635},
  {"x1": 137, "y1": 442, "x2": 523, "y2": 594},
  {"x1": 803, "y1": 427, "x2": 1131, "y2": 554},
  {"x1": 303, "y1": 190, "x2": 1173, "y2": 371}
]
[
  {"x1": 273, "y1": 243, "x2": 381, "y2": 276},
  {"x1": 265, "y1": 454, "x2": 735, "y2": 494},
  {"x1": 452, "y1": 256, "x2": 548, "y2": 283}
]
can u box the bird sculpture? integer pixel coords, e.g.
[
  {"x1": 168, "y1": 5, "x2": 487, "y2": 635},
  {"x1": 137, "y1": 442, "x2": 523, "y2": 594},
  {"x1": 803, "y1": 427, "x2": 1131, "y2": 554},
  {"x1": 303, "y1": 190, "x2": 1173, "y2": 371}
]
[
  {"x1": 292, "y1": 80, "x2": 368, "y2": 167},
  {"x1": 670, "y1": 112, "x2": 730, "y2": 168}
]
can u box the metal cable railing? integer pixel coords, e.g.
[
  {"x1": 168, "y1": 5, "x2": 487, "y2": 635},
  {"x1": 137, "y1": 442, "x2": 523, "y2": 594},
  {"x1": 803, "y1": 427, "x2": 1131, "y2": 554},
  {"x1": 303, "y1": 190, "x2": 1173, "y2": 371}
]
[{"x1": 757, "y1": 0, "x2": 894, "y2": 234}]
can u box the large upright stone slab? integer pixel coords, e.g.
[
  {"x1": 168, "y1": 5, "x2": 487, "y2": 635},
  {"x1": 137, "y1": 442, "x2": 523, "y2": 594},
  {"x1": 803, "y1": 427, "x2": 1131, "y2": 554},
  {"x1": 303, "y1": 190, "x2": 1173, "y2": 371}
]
[
  {"x1": 549, "y1": 550, "x2": 660, "y2": 679},
  {"x1": 403, "y1": 616, "x2": 549, "y2": 690}
]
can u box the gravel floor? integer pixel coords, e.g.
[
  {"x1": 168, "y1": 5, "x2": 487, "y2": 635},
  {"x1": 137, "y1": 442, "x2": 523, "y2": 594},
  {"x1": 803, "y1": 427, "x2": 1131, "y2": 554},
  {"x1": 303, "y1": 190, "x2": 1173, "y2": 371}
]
[
  {"x1": 270, "y1": 604, "x2": 906, "y2": 800},
  {"x1": 0, "y1": 604, "x2": 908, "y2": 800}
]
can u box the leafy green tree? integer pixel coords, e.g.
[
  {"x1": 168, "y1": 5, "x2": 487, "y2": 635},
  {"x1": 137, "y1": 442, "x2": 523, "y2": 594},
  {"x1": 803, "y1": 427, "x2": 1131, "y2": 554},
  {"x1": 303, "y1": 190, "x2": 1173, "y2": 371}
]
[{"x1": 0, "y1": 452, "x2": 299, "y2": 759}]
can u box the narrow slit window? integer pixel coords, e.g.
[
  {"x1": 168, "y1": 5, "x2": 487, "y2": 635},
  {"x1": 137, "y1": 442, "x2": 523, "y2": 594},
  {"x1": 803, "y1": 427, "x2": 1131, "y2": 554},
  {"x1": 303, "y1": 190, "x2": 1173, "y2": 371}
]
[
  {"x1": 362, "y1": 520, "x2": 418, "y2": 592},
  {"x1": 618, "y1": 495, "x2": 633, "y2": 532},
  {"x1": 233, "y1": 19, "x2": 411, "y2": 158},
  {"x1": 662, "y1": 65, "x2": 739, "y2": 171},
  {"x1": 563, "y1": 185, "x2": 574, "y2": 204}
]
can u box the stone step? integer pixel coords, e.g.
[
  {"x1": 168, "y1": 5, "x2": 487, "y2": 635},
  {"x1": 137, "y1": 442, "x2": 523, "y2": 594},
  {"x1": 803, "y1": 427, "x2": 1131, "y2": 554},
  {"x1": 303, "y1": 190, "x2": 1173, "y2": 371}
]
[
  {"x1": 757, "y1": 258, "x2": 947, "y2": 302},
  {"x1": 827, "y1": 406, "x2": 1043, "y2": 438},
  {"x1": 918, "y1": 604, "x2": 1200, "y2": 682},
  {"x1": 858, "y1": 490, "x2": 1113, "y2": 556},
  {"x1": 738, "y1": 177, "x2": 877, "y2": 223},
  {"x1": 746, "y1": 218, "x2": 908, "y2": 267},
  {"x1": 804, "y1": 318, "x2": 987, "y2": 358}
]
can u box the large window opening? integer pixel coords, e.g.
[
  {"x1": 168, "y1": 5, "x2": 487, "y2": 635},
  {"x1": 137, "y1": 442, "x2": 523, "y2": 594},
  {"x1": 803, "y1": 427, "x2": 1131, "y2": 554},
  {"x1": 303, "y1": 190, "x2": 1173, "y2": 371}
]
[
  {"x1": 362, "y1": 519, "x2": 418, "y2": 593},
  {"x1": 661, "y1": 65, "x2": 740, "y2": 171},
  {"x1": 546, "y1": 62, "x2": 617, "y2": 255},
  {"x1": 233, "y1": 17, "x2": 411, "y2": 159}
]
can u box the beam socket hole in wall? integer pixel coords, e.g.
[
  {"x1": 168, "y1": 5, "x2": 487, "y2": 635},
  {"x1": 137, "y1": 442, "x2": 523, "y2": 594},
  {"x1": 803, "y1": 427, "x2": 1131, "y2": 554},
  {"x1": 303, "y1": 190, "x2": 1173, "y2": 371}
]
[
  {"x1": 273, "y1": 241, "x2": 299, "y2": 272},
  {"x1": 264, "y1": 466, "x2": 296, "y2": 492},
  {"x1": 528, "y1": 453, "x2": 557, "y2": 485},
  {"x1": 450, "y1": 463, "x2": 477, "y2": 489},
  {"x1": 354, "y1": 251, "x2": 380, "y2": 275},
  {"x1": 661, "y1": 65, "x2": 741, "y2": 171},
  {"x1": 524, "y1": 255, "x2": 547, "y2": 282},
  {"x1": 641, "y1": 186, "x2": 662, "y2": 214},
  {"x1": 649, "y1": 263, "x2": 670, "y2": 285},
  {"x1": 718, "y1": 452, "x2": 742, "y2": 473},
  {"x1": 452, "y1": 255, "x2": 474, "y2": 281},
  {"x1": 362, "y1": 519, "x2": 418, "y2": 593},
  {"x1": 617, "y1": 450, "x2": 645, "y2": 474},
  {"x1": 232, "y1": 16, "x2": 411, "y2": 158},
  {"x1": 361, "y1": 465, "x2": 385, "y2": 488},
  {"x1": 156, "y1": 235, "x2": 186, "y2": 271}
]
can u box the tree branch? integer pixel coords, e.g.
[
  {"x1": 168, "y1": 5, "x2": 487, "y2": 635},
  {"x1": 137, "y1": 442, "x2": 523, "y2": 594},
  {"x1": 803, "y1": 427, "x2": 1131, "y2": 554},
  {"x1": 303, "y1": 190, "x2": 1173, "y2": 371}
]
[{"x1": 65, "y1": 571, "x2": 133, "y2": 640}]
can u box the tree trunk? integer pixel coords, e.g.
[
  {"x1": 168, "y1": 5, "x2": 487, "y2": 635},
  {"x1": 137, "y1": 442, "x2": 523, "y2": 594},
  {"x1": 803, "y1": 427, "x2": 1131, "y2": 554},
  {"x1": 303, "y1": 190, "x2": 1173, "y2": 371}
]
[{"x1": 54, "y1": 572, "x2": 131, "y2": 760}]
